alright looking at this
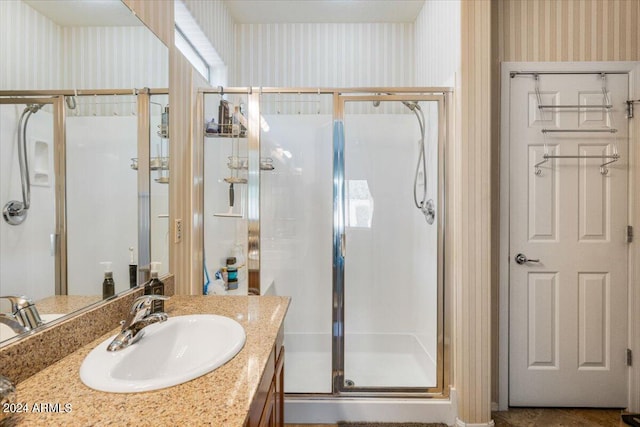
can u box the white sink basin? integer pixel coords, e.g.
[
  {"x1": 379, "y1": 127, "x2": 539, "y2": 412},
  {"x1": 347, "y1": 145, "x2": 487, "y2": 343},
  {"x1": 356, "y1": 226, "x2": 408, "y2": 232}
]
[{"x1": 80, "y1": 314, "x2": 246, "y2": 393}]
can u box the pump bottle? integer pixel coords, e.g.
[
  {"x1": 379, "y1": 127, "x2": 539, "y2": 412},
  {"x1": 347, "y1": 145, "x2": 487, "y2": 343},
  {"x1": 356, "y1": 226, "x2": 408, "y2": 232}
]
[
  {"x1": 100, "y1": 262, "x2": 115, "y2": 299},
  {"x1": 144, "y1": 262, "x2": 165, "y2": 313}
]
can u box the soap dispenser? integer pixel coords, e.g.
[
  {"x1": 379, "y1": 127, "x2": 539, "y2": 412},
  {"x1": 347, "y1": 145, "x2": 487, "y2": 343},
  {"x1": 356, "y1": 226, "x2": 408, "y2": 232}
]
[
  {"x1": 144, "y1": 262, "x2": 165, "y2": 313},
  {"x1": 100, "y1": 262, "x2": 115, "y2": 299},
  {"x1": 128, "y1": 247, "x2": 137, "y2": 288}
]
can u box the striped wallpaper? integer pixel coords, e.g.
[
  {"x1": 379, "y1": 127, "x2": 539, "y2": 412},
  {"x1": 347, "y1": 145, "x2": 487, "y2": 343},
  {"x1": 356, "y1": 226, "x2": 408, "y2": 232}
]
[
  {"x1": 498, "y1": 0, "x2": 640, "y2": 62},
  {"x1": 122, "y1": 0, "x2": 174, "y2": 47},
  {"x1": 235, "y1": 22, "x2": 414, "y2": 87},
  {"x1": 1, "y1": 1, "x2": 169, "y2": 103},
  {"x1": 0, "y1": 0, "x2": 62, "y2": 90},
  {"x1": 62, "y1": 26, "x2": 169, "y2": 90},
  {"x1": 183, "y1": 0, "x2": 236, "y2": 85},
  {"x1": 456, "y1": 0, "x2": 493, "y2": 422},
  {"x1": 60, "y1": 26, "x2": 168, "y2": 116},
  {"x1": 414, "y1": 0, "x2": 460, "y2": 87}
]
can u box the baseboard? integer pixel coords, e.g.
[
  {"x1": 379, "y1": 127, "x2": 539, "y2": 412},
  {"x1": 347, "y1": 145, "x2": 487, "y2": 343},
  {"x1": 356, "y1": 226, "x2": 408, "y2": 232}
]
[
  {"x1": 491, "y1": 401, "x2": 499, "y2": 411},
  {"x1": 285, "y1": 397, "x2": 456, "y2": 425},
  {"x1": 455, "y1": 418, "x2": 495, "y2": 427}
]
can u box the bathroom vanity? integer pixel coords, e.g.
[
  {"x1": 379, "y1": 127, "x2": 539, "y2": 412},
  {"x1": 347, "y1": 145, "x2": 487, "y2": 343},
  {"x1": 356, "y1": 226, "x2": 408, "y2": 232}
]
[{"x1": 2, "y1": 295, "x2": 289, "y2": 426}]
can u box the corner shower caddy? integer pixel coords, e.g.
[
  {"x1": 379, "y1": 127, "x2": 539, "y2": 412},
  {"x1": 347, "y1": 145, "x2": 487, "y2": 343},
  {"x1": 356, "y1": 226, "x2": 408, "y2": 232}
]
[
  {"x1": 531, "y1": 73, "x2": 621, "y2": 176},
  {"x1": 130, "y1": 104, "x2": 170, "y2": 183},
  {"x1": 205, "y1": 109, "x2": 275, "y2": 220},
  {"x1": 204, "y1": 135, "x2": 275, "y2": 171}
]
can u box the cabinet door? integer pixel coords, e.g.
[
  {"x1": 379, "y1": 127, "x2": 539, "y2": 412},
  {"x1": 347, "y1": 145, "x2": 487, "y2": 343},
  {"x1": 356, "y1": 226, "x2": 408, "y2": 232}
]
[
  {"x1": 247, "y1": 345, "x2": 285, "y2": 427},
  {"x1": 248, "y1": 348, "x2": 276, "y2": 427},
  {"x1": 274, "y1": 348, "x2": 284, "y2": 427},
  {"x1": 259, "y1": 382, "x2": 276, "y2": 427}
]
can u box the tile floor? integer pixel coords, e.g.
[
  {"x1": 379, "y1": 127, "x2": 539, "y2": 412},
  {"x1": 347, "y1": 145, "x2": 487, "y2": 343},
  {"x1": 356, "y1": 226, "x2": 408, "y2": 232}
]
[
  {"x1": 493, "y1": 408, "x2": 625, "y2": 426},
  {"x1": 285, "y1": 408, "x2": 629, "y2": 426}
]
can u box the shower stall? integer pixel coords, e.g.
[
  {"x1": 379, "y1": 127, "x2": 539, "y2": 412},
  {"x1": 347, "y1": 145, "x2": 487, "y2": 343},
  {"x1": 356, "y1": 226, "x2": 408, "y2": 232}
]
[{"x1": 201, "y1": 87, "x2": 452, "y2": 423}]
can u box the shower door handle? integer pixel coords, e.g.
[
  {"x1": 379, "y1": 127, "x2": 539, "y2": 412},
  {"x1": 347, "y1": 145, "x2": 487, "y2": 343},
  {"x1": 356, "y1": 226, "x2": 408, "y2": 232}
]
[{"x1": 341, "y1": 233, "x2": 346, "y2": 257}]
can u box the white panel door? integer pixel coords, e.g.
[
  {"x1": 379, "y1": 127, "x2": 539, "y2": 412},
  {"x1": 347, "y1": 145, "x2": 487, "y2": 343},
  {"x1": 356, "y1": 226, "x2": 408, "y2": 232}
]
[{"x1": 509, "y1": 73, "x2": 629, "y2": 407}]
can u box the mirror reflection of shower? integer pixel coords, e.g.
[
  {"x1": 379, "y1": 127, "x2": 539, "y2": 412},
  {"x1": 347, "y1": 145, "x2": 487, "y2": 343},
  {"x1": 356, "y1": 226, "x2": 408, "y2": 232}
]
[
  {"x1": 373, "y1": 97, "x2": 435, "y2": 224},
  {"x1": 2, "y1": 103, "x2": 44, "y2": 225}
]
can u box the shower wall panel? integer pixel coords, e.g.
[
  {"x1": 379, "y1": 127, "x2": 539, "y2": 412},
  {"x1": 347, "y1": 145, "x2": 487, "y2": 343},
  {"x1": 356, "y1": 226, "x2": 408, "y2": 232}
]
[
  {"x1": 260, "y1": 112, "x2": 334, "y2": 393},
  {"x1": 343, "y1": 113, "x2": 438, "y2": 347},
  {"x1": 66, "y1": 116, "x2": 138, "y2": 295},
  {"x1": 0, "y1": 105, "x2": 56, "y2": 302},
  {"x1": 260, "y1": 114, "x2": 333, "y2": 332},
  {"x1": 413, "y1": 104, "x2": 440, "y2": 359}
]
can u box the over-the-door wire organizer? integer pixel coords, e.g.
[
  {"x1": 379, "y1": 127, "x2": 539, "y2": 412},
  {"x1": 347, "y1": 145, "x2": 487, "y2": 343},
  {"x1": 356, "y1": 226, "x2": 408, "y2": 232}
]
[{"x1": 532, "y1": 73, "x2": 621, "y2": 176}]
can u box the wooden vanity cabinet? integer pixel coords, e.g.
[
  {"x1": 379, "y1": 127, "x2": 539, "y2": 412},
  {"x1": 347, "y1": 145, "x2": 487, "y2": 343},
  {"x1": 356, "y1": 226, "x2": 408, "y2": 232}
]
[{"x1": 245, "y1": 326, "x2": 284, "y2": 427}]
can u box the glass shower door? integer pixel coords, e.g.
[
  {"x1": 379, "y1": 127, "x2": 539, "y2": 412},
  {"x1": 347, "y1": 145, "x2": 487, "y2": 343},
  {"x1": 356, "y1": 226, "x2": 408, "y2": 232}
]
[{"x1": 336, "y1": 95, "x2": 444, "y2": 393}]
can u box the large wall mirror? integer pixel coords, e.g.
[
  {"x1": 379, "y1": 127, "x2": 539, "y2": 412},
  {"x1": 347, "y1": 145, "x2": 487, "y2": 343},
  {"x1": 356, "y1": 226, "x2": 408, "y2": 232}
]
[{"x1": 0, "y1": 0, "x2": 169, "y2": 345}]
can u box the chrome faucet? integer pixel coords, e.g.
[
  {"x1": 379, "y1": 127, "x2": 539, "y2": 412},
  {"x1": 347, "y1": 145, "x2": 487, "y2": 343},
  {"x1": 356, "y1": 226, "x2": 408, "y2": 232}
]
[
  {"x1": 0, "y1": 315, "x2": 28, "y2": 334},
  {"x1": 107, "y1": 295, "x2": 169, "y2": 352},
  {"x1": 0, "y1": 296, "x2": 43, "y2": 333}
]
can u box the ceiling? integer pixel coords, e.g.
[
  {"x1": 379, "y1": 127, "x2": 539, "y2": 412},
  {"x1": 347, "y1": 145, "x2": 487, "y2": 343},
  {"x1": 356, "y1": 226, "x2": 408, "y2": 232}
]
[
  {"x1": 23, "y1": 0, "x2": 142, "y2": 26},
  {"x1": 23, "y1": 0, "x2": 427, "y2": 27},
  {"x1": 223, "y1": 0, "x2": 426, "y2": 24}
]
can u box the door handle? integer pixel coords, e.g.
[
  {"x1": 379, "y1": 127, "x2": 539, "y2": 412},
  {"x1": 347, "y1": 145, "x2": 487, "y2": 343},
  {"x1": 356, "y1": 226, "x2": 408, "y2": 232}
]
[{"x1": 515, "y1": 253, "x2": 540, "y2": 265}]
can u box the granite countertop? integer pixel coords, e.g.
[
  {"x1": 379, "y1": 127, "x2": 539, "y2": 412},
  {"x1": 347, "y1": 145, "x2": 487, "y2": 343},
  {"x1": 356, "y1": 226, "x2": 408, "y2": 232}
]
[
  {"x1": 3, "y1": 295, "x2": 290, "y2": 427},
  {"x1": 35, "y1": 295, "x2": 103, "y2": 315}
]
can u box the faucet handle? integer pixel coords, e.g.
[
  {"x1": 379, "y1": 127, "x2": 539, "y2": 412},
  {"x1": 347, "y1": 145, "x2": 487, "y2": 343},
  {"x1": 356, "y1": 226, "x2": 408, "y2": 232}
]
[
  {"x1": 129, "y1": 294, "x2": 169, "y2": 313},
  {"x1": 124, "y1": 295, "x2": 170, "y2": 326},
  {"x1": 118, "y1": 295, "x2": 170, "y2": 336}
]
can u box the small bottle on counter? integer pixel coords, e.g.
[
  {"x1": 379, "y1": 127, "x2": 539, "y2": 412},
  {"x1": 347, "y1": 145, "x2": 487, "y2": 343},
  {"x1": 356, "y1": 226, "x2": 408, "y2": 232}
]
[
  {"x1": 100, "y1": 262, "x2": 115, "y2": 300},
  {"x1": 144, "y1": 262, "x2": 165, "y2": 313},
  {"x1": 226, "y1": 257, "x2": 238, "y2": 290}
]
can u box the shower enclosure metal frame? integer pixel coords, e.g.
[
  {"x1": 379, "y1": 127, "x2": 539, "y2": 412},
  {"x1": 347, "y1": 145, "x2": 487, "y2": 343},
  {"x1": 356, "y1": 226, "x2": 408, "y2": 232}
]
[
  {"x1": 334, "y1": 91, "x2": 450, "y2": 397},
  {"x1": 198, "y1": 86, "x2": 452, "y2": 398},
  {"x1": 0, "y1": 88, "x2": 168, "y2": 295}
]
